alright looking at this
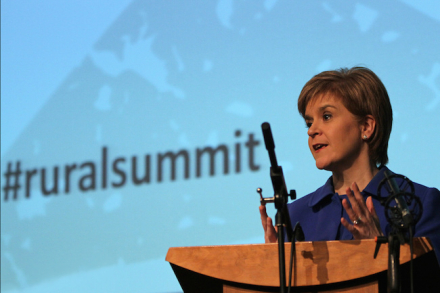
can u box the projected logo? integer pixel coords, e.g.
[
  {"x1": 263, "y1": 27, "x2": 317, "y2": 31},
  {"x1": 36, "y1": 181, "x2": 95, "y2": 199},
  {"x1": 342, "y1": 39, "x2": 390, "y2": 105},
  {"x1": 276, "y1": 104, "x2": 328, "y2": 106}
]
[{"x1": 3, "y1": 135, "x2": 261, "y2": 201}]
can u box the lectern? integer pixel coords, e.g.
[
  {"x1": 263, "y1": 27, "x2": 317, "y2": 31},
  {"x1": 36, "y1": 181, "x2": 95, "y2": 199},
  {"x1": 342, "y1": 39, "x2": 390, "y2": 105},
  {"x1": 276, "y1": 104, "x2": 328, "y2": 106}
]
[{"x1": 166, "y1": 238, "x2": 439, "y2": 292}]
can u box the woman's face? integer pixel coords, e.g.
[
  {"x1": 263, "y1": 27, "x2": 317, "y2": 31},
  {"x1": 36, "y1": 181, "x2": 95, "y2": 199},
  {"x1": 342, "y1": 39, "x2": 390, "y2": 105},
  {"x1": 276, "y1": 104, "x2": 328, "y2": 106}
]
[{"x1": 304, "y1": 93, "x2": 366, "y2": 173}]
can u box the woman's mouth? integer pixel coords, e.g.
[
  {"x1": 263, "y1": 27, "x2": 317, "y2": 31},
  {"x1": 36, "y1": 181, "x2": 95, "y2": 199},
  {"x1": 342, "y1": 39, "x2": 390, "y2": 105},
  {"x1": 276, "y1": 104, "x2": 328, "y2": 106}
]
[{"x1": 313, "y1": 144, "x2": 328, "y2": 151}]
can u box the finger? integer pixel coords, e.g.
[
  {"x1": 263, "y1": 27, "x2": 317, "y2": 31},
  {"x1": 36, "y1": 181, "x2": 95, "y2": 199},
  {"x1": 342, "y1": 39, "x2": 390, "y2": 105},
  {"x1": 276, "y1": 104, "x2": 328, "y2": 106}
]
[
  {"x1": 342, "y1": 198, "x2": 357, "y2": 224},
  {"x1": 353, "y1": 183, "x2": 369, "y2": 214},
  {"x1": 259, "y1": 205, "x2": 268, "y2": 230},
  {"x1": 341, "y1": 217, "x2": 361, "y2": 239},
  {"x1": 266, "y1": 216, "x2": 277, "y2": 243},
  {"x1": 351, "y1": 182, "x2": 364, "y2": 202},
  {"x1": 346, "y1": 183, "x2": 365, "y2": 217},
  {"x1": 366, "y1": 196, "x2": 383, "y2": 236},
  {"x1": 366, "y1": 196, "x2": 377, "y2": 217},
  {"x1": 267, "y1": 217, "x2": 274, "y2": 232}
]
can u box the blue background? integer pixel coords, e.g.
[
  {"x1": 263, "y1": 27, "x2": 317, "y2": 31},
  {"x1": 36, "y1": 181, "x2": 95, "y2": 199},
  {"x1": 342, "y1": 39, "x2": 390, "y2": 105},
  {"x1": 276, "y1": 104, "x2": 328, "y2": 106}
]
[{"x1": 2, "y1": 0, "x2": 439, "y2": 292}]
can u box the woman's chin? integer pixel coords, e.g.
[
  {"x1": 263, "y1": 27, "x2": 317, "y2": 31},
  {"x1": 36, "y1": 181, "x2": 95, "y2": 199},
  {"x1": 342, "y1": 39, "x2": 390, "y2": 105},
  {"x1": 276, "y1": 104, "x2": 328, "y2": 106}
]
[
  {"x1": 315, "y1": 160, "x2": 333, "y2": 171},
  {"x1": 315, "y1": 160, "x2": 327, "y2": 170}
]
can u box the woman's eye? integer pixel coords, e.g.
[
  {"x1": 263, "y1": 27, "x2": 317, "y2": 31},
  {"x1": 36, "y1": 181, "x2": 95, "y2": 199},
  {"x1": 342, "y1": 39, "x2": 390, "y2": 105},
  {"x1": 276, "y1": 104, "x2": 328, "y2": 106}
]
[
  {"x1": 323, "y1": 114, "x2": 332, "y2": 120},
  {"x1": 305, "y1": 122, "x2": 312, "y2": 128}
]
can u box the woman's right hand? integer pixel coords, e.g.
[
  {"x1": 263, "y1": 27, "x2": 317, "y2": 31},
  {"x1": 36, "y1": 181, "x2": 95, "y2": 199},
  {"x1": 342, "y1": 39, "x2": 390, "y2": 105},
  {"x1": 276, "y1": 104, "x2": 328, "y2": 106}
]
[{"x1": 259, "y1": 205, "x2": 277, "y2": 243}]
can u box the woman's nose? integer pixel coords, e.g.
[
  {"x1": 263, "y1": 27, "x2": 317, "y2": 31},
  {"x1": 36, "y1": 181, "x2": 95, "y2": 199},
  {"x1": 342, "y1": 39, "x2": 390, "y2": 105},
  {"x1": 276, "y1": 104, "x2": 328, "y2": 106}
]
[{"x1": 307, "y1": 122, "x2": 320, "y2": 138}]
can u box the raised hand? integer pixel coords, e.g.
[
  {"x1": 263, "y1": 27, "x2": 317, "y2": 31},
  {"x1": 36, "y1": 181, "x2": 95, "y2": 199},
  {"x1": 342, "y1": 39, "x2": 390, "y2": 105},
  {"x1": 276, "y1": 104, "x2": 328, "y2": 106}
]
[{"x1": 341, "y1": 182, "x2": 383, "y2": 239}]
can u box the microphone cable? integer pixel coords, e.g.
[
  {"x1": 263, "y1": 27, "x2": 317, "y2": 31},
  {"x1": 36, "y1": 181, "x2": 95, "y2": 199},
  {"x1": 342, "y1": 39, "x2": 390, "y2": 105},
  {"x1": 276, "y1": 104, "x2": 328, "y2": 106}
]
[{"x1": 287, "y1": 222, "x2": 304, "y2": 293}]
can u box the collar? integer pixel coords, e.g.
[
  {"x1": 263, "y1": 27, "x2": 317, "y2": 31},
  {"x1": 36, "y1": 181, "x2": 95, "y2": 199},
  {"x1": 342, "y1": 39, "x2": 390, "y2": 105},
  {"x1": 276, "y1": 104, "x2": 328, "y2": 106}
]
[
  {"x1": 362, "y1": 166, "x2": 391, "y2": 197},
  {"x1": 308, "y1": 176, "x2": 335, "y2": 207},
  {"x1": 307, "y1": 166, "x2": 393, "y2": 207}
]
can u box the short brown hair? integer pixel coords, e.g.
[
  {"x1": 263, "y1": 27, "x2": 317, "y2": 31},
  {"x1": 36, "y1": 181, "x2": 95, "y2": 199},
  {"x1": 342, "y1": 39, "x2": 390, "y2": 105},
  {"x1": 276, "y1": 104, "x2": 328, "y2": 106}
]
[{"x1": 297, "y1": 67, "x2": 393, "y2": 167}]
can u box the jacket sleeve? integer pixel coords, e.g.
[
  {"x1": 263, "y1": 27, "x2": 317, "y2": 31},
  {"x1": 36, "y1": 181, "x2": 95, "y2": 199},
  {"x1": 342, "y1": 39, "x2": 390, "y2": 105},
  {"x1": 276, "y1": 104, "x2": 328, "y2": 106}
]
[{"x1": 413, "y1": 185, "x2": 440, "y2": 264}]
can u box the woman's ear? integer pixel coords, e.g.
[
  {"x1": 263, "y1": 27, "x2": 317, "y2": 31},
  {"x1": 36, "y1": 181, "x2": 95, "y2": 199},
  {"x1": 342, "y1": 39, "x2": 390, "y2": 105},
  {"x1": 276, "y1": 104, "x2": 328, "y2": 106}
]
[{"x1": 361, "y1": 115, "x2": 376, "y2": 140}]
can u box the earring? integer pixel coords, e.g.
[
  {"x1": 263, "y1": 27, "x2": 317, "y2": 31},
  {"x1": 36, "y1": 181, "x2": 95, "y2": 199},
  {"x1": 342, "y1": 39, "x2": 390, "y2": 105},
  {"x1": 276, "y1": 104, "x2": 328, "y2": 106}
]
[{"x1": 363, "y1": 135, "x2": 368, "y2": 140}]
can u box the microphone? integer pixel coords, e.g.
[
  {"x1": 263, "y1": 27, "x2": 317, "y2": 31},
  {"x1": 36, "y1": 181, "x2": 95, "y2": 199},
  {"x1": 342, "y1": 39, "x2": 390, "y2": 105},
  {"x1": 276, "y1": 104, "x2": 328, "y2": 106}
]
[
  {"x1": 261, "y1": 122, "x2": 278, "y2": 168},
  {"x1": 383, "y1": 170, "x2": 413, "y2": 229}
]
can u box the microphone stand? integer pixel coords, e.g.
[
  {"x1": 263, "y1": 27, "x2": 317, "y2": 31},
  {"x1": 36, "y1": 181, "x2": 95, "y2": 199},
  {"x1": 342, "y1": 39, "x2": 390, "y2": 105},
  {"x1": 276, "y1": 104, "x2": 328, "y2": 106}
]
[
  {"x1": 373, "y1": 171, "x2": 421, "y2": 293},
  {"x1": 259, "y1": 122, "x2": 295, "y2": 293},
  {"x1": 375, "y1": 230, "x2": 406, "y2": 293}
]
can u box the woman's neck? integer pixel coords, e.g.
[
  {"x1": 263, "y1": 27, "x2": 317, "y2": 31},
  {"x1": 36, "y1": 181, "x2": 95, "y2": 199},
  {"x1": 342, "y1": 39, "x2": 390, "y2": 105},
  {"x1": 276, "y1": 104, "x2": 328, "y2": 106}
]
[{"x1": 332, "y1": 162, "x2": 379, "y2": 195}]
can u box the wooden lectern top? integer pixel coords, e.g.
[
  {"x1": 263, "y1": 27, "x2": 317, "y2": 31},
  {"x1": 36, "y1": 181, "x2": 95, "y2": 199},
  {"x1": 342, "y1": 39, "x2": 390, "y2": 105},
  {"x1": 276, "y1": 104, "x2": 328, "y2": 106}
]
[{"x1": 166, "y1": 238, "x2": 435, "y2": 288}]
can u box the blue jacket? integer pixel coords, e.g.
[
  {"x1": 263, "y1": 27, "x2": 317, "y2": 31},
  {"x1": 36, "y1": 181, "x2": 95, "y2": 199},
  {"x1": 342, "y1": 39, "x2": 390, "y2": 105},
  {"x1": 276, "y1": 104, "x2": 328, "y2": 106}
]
[{"x1": 287, "y1": 166, "x2": 440, "y2": 260}]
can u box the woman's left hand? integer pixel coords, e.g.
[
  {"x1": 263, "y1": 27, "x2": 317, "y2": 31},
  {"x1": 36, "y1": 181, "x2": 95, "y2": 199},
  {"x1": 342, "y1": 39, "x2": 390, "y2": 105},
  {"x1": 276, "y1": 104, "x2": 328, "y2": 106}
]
[{"x1": 341, "y1": 182, "x2": 383, "y2": 239}]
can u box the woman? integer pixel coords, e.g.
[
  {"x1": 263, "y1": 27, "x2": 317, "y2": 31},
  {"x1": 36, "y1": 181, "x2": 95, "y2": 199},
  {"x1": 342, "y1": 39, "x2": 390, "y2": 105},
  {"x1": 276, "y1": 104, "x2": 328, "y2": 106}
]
[{"x1": 260, "y1": 67, "x2": 440, "y2": 250}]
